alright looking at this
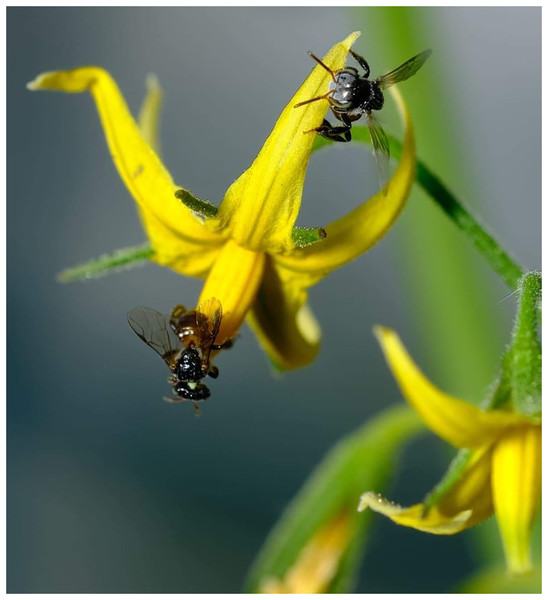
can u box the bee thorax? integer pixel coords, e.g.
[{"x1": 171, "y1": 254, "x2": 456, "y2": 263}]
[{"x1": 176, "y1": 347, "x2": 204, "y2": 382}]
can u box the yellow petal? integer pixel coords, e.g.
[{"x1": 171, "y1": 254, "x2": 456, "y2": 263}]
[
  {"x1": 138, "y1": 74, "x2": 163, "y2": 154},
  {"x1": 492, "y1": 425, "x2": 541, "y2": 575},
  {"x1": 246, "y1": 258, "x2": 321, "y2": 371},
  {"x1": 259, "y1": 512, "x2": 353, "y2": 594},
  {"x1": 28, "y1": 67, "x2": 222, "y2": 277},
  {"x1": 198, "y1": 240, "x2": 266, "y2": 344},
  {"x1": 374, "y1": 326, "x2": 532, "y2": 448},
  {"x1": 359, "y1": 446, "x2": 494, "y2": 533},
  {"x1": 276, "y1": 86, "x2": 414, "y2": 284},
  {"x1": 214, "y1": 32, "x2": 361, "y2": 253}
]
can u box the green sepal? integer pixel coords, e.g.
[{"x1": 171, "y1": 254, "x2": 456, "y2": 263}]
[
  {"x1": 243, "y1": 405, "x2": 423, "y2": 593},
  {"x1": 312, "y1": 126, "x2": 524, "y2": 290},
  {"x1": 482, "y1": 350, "x2": 513, "y2": 411},
  {"x1": 175, "y1": 188, "x2": 218, "y2": 218},
  {"x1": 291, "y1": 226, "x2": 327, "y2": 248},
  {"x1": 421, "y1": 448, "x2": 472, "y2": 515},
  {"x1": 509, "y1": 271, "x2": 542, "y2": 417},
  {"x1": 57, "y1": 242, "x2": 155, "y2": 282}
]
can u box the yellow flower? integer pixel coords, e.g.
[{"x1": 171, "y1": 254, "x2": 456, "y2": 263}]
[
  {"x1": 358, "y1": 327, "x2": 541, "y2": 575},
  {"x1": 27, "y1": 32, "x2": 416, "y2": 370},
  {"x1": 259, "y1": 511, "x2": 353, "y2": 594}
]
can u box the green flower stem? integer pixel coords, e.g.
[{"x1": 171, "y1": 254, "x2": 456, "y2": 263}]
[
  {"x1": 510, "y1": 271, "x2": 541, "y2": 416},
  {"x1": 57, "y1": 242, "x2": 155, "y2": 282},
  {"x1": 413, "y1": 153, "x2": 524, "y2": 290},
  {"x1": 312, "y1": 128, "x2": 524, "y2": 289}
]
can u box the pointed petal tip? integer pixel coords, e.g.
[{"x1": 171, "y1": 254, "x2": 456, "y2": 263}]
[
  {"x1": 296, "y1": 303, "x2": 321, "y2": 344},
  {"x1": 372, "y1": 324, "x2": 392, "y2": 340},
  {"x1": 145, "y1": 73, "x2": 161, "y2": 92},
  {"x1": 347, "y1": 30, "x2": 362, "y2": 43},
  {"x1": 373, "y1": 325, "x2": 399, "y2": 352},
  {"x1": 358, "y1": 491, "x2": 400, "y2": 513},
  {"x1": 26, "y1": 73, "x2": 46, "y2": 90}
]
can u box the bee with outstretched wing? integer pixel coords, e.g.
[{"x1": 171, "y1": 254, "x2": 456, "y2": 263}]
[
  {"x1": 128, "y1": 298, "x2": 234, "y2": 414},
  {"x1": 295, "y1": 48, "x2": 432, "y2": 193},
  {"x1": 128, "y1": 306, "x2": 181, "y2": 370}
]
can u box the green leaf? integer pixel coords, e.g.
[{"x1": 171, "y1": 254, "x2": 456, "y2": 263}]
[
  {"x1": 312, "y1": 127, "x2": 524, "y2": 290},
  {"x1": 509, "y1": 271, "x2": 542, "y2": 416},
  {"x1": 57, "y1": 242, "x2": 155, "y2": 282},
  {"x1": 243, "y1": 405, "x2": 423, "y2": 593}
]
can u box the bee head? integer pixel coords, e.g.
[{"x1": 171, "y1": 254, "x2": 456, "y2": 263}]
[{"x1": 175, "y1": 380, "x2": 210, "y2": 401}]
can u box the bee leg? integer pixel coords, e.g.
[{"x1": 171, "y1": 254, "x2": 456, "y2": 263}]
[
  {"x1": 163, "y1": 395, "x2": 201, "y2": 417},
  {"x1": 309, "y1": 118, "x2": 352, "y2": 143},
  {"x1": 212, "y1": 338, "x2": 234, "y2": 351},
  {"x1": 208, "y1": 365, "x2": 219, "y2": 379},
  {"x1": 163, "y1": 395, "x2": 187, "y2": 404},
  {"x1": 349, "y1": 49, "x2": 370, "y2": 78}
]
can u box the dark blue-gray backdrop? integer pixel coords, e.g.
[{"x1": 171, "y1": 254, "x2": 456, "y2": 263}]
[{"x1": 8, "y1": 7, "x2": 540, "y2": 593}]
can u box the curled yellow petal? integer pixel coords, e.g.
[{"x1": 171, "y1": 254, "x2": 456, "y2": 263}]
[
  {"x1": 359, "y1": 446, "x2": 494, "y2": 533},
  {"x1": 374, "y1": 326, "x2": 532, "y2": 448},
  {"x1": 28, "y1": 67, "x2": 222, "y2": 277},
  {"x1": 247, "y1": 259, "x2": 321, "y2": 371},
  {"x1": 259, "y1": 512, "x2": 353, "y2": 594},
  {"x1": 276, "y1": 86, "x2": 414, "y2": 284},
  {"x1": 215, "y1": 32, "x2": 361, "y2": 253},
  {"x1": 359, "y1": 492, "x2": 472, "y2": 534},
  {"x1": 198, "y1": 239, "x2": 265, "y2": 344},
  {"x1": 492, "y1": 425, "x2": 541, "y2": 575}
]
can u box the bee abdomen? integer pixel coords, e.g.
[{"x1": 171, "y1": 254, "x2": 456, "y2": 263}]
[{"x1": 362, "y1": 82, "x2": 384, "y2": 112}]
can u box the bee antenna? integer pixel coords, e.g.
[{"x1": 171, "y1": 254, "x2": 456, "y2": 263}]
[
  {"x1": 307, "y1": 51, "x2": 337, "y2": 82},
  {"x1": 294, "y1": 90, "x2": 334, "y2": 109}
]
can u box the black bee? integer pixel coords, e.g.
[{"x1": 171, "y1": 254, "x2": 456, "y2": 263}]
[
  {"x1": 128, "y1": 298, "x2": 233, "y2": 415},
  {"x1": 295, "y1": 48, "x2": 432, "y2": 191}
]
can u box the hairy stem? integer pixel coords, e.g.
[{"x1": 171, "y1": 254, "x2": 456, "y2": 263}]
[{"x1": 57, "y1": 242, "x2": 155, "y2": 282}]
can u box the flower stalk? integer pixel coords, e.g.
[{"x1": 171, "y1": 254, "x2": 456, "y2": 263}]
[{"x1": 509, "y1": 271, "x2": 541, "y2": 416}]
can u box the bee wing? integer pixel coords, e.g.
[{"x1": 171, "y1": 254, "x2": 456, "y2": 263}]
[
  {"x1": 195, "y1": 297, "x2": 223, "y2": 348},
  {"x1": 366, "y1": 113, "x2": 391, "y2": 195},
  {"x1": 169, "y1": 303, "x2": 188, "y2": 334},
  {"x1": 376, "y1": 49, "x2": 432, "y2": 89},
  {"x1": 127, "y1": 307, "x2": 182, "y2": 369}
]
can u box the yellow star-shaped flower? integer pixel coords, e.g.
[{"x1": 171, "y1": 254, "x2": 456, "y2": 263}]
[
  {"x1": 28, "y1": 32, "x2": 416, "y2": 370},
  {"x1": 359, "y1": 327, "x2": 541, "y2": 575}
]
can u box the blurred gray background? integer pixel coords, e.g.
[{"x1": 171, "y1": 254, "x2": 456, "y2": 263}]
[{"x1": 8, "y1": 7, "x2": 540, "y2": 593}]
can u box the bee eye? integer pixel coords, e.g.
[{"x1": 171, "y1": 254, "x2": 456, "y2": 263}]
[{"x1": 330, "y1": 92, "x2": 353, "y2": 109}]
